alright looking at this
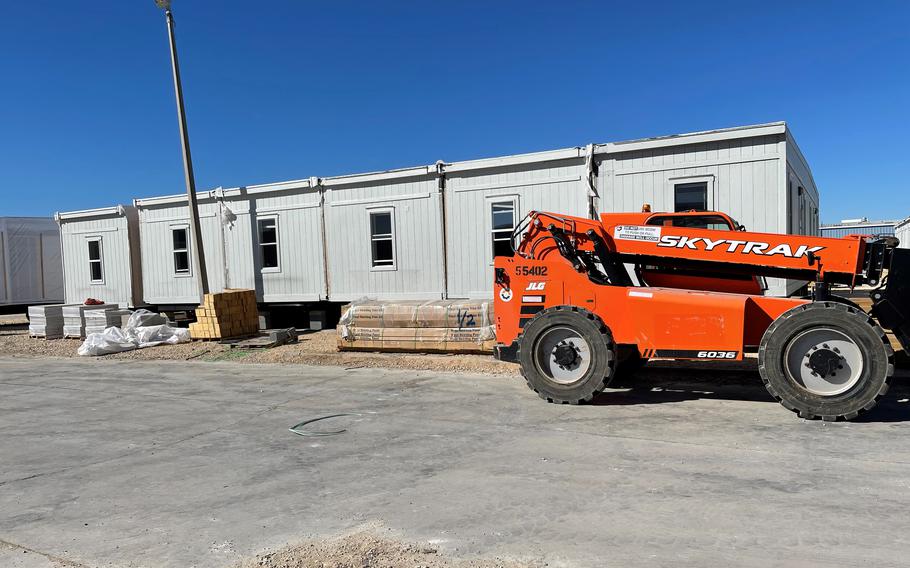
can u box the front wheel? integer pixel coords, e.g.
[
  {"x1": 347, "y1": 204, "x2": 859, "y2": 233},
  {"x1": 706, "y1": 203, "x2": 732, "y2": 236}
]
[
  {"x1": 758, "y1": 302, "x2": 894, "y2": 421},
  {"x1": 517, "y1": 306, "x2": 616, "y2": 404}
]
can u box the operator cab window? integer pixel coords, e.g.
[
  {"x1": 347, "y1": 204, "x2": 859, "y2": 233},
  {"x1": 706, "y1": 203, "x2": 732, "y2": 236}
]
[
  {"x1": 491, "y1": 200, "x2": 516, "y2": 258},
  {"x1": 648, "y1": 214, "x2": 733, "y2": 231},
  {"x1": 674, "y1": 182, "x2": 708, "y2": 212}
]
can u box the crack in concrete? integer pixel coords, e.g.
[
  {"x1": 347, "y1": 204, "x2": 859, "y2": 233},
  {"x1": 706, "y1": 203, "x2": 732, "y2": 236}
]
[{"x1": 0, "y1": 537, "x2": 92, "y2": 568}]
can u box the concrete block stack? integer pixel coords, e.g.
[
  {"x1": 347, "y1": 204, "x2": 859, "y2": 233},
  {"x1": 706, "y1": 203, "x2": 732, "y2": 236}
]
[
  {"x1": 337, "y1": 299, "x2": 495, "y2": 354},
  {"x1": 28, "y1": 304, "x2": 68, "y2": 339},
  {"x1": 62, "y1": 304, "x2": 118, "y2": 339},
  {"x1": 84, "y1": 309, "x2": 133, "y2": 335},
  {"x1": 189, "y1": 289, "x2": 259, "y2": 340}
]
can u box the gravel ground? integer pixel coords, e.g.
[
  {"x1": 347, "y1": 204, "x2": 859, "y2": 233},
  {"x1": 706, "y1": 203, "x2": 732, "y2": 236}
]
[
  {"x1": 234, "y1": 531, "x2": 538, "y2": 568},
  {"x1": 0, "y1": 322, "x2": 519, "y2": 376}
]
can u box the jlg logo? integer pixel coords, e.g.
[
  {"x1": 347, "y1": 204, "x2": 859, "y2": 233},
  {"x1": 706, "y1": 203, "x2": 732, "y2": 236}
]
[{"x1": 526, "y1": 282, "x2": 546, "y2": 291}]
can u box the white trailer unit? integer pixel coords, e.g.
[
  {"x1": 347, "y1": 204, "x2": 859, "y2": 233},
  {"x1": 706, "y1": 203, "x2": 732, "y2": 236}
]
[
  {"x1": 56, "y1": 206, "x2": 142, "y2": 307},
  {"x1": 596, "y1": 122, "x2": 818, "y2": 297},
  {"x1": 442, "y1": 149, "x2": 592, "y2": 298},
  {"x1": 896, "y1": 218, "x2": 910, "y2": 250},
  {"x1": 0, "y1": 217, "x2": 63, "y2": 306},
  {"x1": 134, "y1": 179, "x2": 326, "y2": 306},
  {"x1": 87, "y1": 121, "x2": 818, "y2": 306},
  {"x1": 322, "y1": 166, "x2": 445, "y2": 301}
]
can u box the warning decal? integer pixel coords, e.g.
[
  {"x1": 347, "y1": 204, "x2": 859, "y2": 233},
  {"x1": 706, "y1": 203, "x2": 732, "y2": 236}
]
[{"x1": 614, "y1": 225, "x2": 662, "y2": 242}]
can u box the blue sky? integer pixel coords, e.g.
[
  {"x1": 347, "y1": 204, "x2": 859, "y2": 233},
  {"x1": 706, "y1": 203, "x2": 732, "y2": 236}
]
[{"x1": 2, "y1": 1, "x2": 907, "y2": 223}]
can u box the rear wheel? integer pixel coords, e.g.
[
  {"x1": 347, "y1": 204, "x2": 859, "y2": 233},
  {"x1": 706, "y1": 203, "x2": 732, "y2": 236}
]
[
  {"x1": 758, "y1": 302, "x2": 893, "y2": 421},
  {"x1": 517, "y1": 306, "x2": 616, "y2": 404}
]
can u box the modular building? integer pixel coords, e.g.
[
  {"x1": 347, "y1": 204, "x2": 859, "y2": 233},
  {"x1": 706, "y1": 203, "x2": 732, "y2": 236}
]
[
  {"x1": 820, "y1": 218, "x2": 899, "y2": 239},
  {"x1": 895, "y1": 218, "x2": 910, "y2": 250},
  {"x1": 133, "y1": 178, "x2": 326, "y2": 307},
  {"x1": 55, "y1": 206, "x2": 142, "y2": 307},
  {"x1": 0, "y1": 217, "x2": 63, "y2": 306},
  {"x1": 60, "y1": 121, "x2": 819, "y2": 308}
]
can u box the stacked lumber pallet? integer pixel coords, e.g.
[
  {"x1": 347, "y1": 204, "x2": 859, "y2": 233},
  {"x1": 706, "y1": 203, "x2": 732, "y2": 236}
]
[
  {"x1": 62, "y1": 304, "x2": 118, "y2": 339},
  {"x1": 28, "y1": 304, "x2": 68, "y2": 339},
  {"x1": 337, "y1": 299, "x2": 495, "y2": 354},
  {"x1": 189, "y1": 289, "x2": 259, "y2": 340}
]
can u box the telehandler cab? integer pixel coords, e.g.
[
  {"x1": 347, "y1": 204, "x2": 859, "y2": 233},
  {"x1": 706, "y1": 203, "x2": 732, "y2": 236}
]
[{"x1": 493, "y1": 209, "x2": 909, "y2": 420}]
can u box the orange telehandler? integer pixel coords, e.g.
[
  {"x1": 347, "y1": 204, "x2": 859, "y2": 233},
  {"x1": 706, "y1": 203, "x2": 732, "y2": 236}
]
[{"x1": 493, "y1": 210, "x2": 909, "y2": 420}]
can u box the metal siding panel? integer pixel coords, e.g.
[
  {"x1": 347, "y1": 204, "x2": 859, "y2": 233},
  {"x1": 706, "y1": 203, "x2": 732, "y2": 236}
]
[
  {"x1": 445, "y1": 158, "x2": 587, "y2": 298},
  {"x1": 324, "y1": 175, "x2": 443, "y2": 301},
  {"x1": 60, "y1": 215, "x2": 133, "y2": 307}
]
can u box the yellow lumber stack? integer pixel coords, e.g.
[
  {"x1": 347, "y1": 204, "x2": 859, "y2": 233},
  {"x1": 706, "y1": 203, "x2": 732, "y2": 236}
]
[{"x1": 189, "y1": 289, "x2": 259, "y2": 340}]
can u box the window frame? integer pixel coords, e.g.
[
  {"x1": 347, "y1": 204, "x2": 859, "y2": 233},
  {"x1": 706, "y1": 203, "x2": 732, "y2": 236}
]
[
  {"x1": 368, "y1": 207, "x2": 397, "y2": 272},
  {"x1": 86, "y1": 236, "x2": 104, "y2": 285},
  {"x1": 668, "y1": 175, "x2": 714, "y2": 213},
  {"x1": 170, "y1": 225, "x2": 192, "y2": 277},
  {"x1": 488, "y1": 195, "x2": 519, "y2": 265},
  {"x1": 257, "y1": 216, "x2": 281, "y2": 273}
]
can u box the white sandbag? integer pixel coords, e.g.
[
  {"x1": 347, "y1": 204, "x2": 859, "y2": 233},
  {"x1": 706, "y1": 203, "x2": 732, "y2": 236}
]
[
  {"x1": 132, "y1": 324, "x2": 191, "y2": 348},
  {"x1": 77, "y1": 326, "x2": 138, "y2": 356},
  {"x1": 77, "y1": 316, "x2": 191, "y2": 357}
]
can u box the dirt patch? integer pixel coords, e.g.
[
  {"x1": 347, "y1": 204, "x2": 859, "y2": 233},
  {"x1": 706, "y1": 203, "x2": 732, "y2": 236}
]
[
  {"x1": 234, "y1": 531, "x2": 538, "y2": 568},
  {"x1": 0, "y1": 328, "x2": 519, "y2": 376}
]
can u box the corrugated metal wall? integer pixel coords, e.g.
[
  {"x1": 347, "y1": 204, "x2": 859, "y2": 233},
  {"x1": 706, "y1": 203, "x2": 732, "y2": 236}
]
[
  {"x1": 137, "y1": 184, "x2": 326, "y2": 305},
  {"x1": 599, "y1": 135, "x2": 785, "y2": 233},
  {"x1": 323, "y1": 170, "x2": 445, "y2": 301},
  {"x1": 59, "y1": 213, "x2": 134, "y2": 307},
  {"x1": 247, "y1": 186, "x2": 325, "y2": 302},
  {"x1": 444, "y1": 158, "x2": 588, "y2": 298},
  {"x1": 67, "y1": 124, "x2": 822, "y2": 306},
  {"x1": 820, "y1": 224, "x2": 896, "y2": 239},
  {"x1": 895, "y1": 220, "x2": 910, "y2": 249}
]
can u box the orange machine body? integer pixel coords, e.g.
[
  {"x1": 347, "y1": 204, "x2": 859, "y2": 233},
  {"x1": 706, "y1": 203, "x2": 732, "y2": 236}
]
[{"x1": 494, "y1": 210, "x2": 877, "y2": 361}]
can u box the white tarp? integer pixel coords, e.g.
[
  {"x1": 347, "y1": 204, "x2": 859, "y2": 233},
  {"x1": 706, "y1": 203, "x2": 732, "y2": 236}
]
[
  {"x1": 0, "y1": 217, "x2": 63, "y2": 305},
  {"x1": 77, "y1": 309, "x2": 190, "y2": 356}
]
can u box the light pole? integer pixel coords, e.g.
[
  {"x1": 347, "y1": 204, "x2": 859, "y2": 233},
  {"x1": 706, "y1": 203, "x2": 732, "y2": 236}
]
[{"x1": 155, "y1": 0, "x2": 209, "y2": 296}]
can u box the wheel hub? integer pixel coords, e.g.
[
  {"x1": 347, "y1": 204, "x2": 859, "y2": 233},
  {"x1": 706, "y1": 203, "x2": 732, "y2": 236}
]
[
  {"x1": 553, "y1": 342, "x2": 579, "y2": 368},
  {"x1": 784, "y1": 327, "x2": 864, "y2": 396},
  {"x1": 807, "y1": 347, "x2": 843, "y2": 378},
  {"x1": 533, "y1": 326, "x2": 592, "y2": 385}
]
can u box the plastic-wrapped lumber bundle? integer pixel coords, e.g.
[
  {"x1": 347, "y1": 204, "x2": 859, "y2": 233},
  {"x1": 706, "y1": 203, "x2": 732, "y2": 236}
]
[{"x1": 336, "y1": 299, "x2": 495, "y2": 354}]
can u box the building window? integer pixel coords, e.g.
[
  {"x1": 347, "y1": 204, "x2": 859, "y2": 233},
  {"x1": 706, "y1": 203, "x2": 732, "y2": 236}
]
[
  {"x1": 87, "y1": 238, "x2": 104, "y2": 284},
  {"x1": 258, "y1": 217, "x2": 280, "y2": 271},
  {"x1": 172, "y1": 227, "x2": 190, "y2": 275},
  {"x1": 369, "y1": 209, "x2": 395, "y2": 269},
  {"x1": 674, "y1": 182, "x2": 708, "y2": 212},
  {"x1": 491, "y1": 199, "x2": 517, "y2": 258}
]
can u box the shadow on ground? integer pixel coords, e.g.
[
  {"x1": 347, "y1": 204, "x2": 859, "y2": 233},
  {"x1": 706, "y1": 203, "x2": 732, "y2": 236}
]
[{"x1": 592, "y1": 360, "x2": 910, "y2": 423}]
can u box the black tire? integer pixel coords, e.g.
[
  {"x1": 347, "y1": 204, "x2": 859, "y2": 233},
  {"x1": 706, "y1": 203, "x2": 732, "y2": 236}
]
[
  {"x1": 758, "y1": 302, "x2": 894, "y2": 421},
  {"x1": 517, "y1": 306, "x2": 616, "y2": 404}
]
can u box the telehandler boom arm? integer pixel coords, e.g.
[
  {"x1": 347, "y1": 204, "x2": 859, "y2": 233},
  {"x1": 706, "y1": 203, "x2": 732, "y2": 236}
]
[{"x1": 494, "y1": 209, "x2": 909, "y2": 422}]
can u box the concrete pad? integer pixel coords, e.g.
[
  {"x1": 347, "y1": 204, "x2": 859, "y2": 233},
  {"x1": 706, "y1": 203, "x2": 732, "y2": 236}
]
[{"x1": 1, "y1": 357, "x2": 909, "y2": 567}]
